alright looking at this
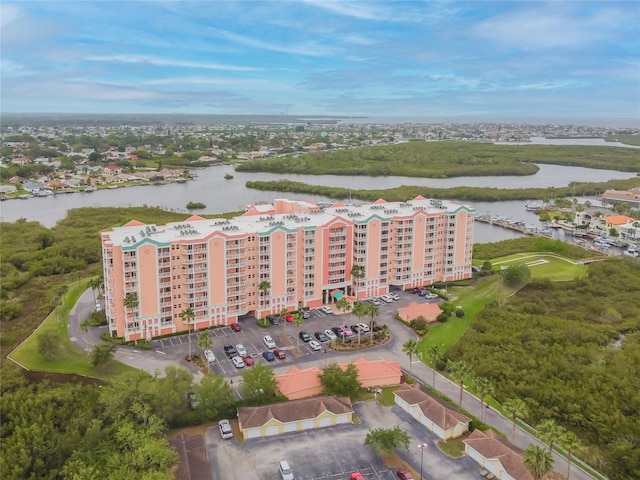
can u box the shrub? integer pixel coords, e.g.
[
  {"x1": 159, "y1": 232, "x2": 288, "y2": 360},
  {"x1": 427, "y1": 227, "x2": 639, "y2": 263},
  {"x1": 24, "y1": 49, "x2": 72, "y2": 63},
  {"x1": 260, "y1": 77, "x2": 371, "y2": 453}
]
[
  {"x1": 455, "y1": 309, "x2": 465, "y2": 318},
  {"x1": 409, "y1": 316, "x2": 428, "y2": 332},
  {"x1": 437, "y1": 312, "x2": 449, "y2": 323}
]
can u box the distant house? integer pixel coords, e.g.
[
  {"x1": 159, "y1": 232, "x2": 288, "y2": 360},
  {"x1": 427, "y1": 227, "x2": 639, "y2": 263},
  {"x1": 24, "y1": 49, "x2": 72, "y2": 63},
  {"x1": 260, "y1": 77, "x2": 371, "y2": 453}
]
[
  {"x1": 603, "y1": 215, "x2": 636, "y2": 232},
  {"x1": 0, "y1": 185, "x2": 17, "y2": 194},
  {"x1": 397, "y1": 302, "x2": 443, "y2": 323},
  {"x1": 22, "y1": 181, "x2": 46, "y2": 193},
  {"x1": 11, "y1": 157, "x2": 29, "y2": 166},
  {"x1": 602, "y1": 187, "x2": 640, "y2": 208},
  {"x1": 103, "y1": 164, "x2": 123, "y2": 175},
  {"x1": 237, "y1": 396, "x2": 354, "y2": 439},
  {"x1": 464, "y1": 429, "x2": 534, "y2": 480},
  {"x1": 394, "y1": 384, "x2": 471, "y2": 440}
]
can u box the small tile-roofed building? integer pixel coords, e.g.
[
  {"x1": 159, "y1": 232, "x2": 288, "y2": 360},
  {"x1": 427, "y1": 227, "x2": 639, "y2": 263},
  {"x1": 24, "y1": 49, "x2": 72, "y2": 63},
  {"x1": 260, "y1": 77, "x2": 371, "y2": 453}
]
[
  {"x1": 602, "y1": 187, "x2": 640, "y2": 208},
  {"x1": 237, "y1": 396, "x2": 353, "y2": 439},
  {"x1": 463, "y1": 429, "x2": 534, "y2": 480},
  {"x1": 276, "y1": 366, "x2": 324, "y2": 400},
  {"x1": 394, "y1": 384, "x2": 470, "y2": 440},
  {"x1": 169, "y1": 433, "x2": 212, "y2": 480},
  {"x1": 397, "y1": 302, "x2": 443, "y2": 323}
]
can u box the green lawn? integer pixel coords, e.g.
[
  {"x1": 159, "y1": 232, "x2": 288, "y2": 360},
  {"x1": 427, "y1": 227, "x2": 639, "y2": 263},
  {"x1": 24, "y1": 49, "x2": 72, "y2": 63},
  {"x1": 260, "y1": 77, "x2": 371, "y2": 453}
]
[
  {"x1": 437, "y1": 439, "x2": 466, "y2": 458},
  {"x1": 491, "y1": 252, "x2": 588, "y2": 281},
  {"x1": 9, "y1": 281, "x2": 139, "y2": 382}
]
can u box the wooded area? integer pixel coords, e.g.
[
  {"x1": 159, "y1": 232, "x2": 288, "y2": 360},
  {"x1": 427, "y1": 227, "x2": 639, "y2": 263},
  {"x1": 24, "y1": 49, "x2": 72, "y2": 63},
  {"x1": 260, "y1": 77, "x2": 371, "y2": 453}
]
[{"x1": 448, "y1": 259, "x2": 640, "y2": 480}]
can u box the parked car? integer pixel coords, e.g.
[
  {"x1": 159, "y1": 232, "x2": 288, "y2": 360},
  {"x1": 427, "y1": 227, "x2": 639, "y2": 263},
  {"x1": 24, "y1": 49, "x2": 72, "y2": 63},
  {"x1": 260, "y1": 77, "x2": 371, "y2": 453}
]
[
  {"x1": 219, "y1": 419, "x2": 233, "y2": 440},
  {"x1": 262, "y1": 350, "x2": 275, "y2": 361},
  {"x1": 350, "y1": 473, "x2": 365, "y2": 480},
  {"x1": 95, "y1": 302, "x2": 102, "y2": 312},
  {"x1": 230, "y1": 323, "x2": 241, "y2": 332},
  {"x1": 241, "y1": 354, "x2": 255, "y2": 366},
  {"x1": 223, "y1": 345, "x2": 238, "y2": 358},
  {"x1": 418, "y1": 289, "x2": 428, "y2": 297},
  {"x1": 340, "y1": 325, "x2": 354, "y2": 337},
  {"x1": 425, "y1": 292, "x2": 439, "y2": 300},
  {"x1": 285, "y1": 314, "x2": 294, "y2": 322},
  {"x1": 315, "y1": 331, "x2": 328, "y2": 342},
  {"x1": 411, "y1": 287, "x2": 420, "y2": 294},
  {"x1": 279, "y1": 460, "x2": 294, "y2": 480},
  {"x1": 396, "y1": 467, "x2": 415, "y2": 480},
  {"x1": 357, "y1": 322, "x2": 370, "y2": 333},
  {"x1": 267, "y1": 315, "x2": 283, "y2": 326},
  {"x1": 390, "y1": 293, "x2": 400, "y2": 301},
  {"x1": 381, "y1": 294, "x2": 394, "y2": 303},
  {"x1": 231, "y1": 356, "x2": 245, "y2": 368},
  {"x1": 204, "y1": 350, "x2": 216, "y2": 363},
  {"x1": 235, "y1": 344, "x2": 247, "y2": 356},
  {"x1": 331, "y1": 326, "x2": 345, "y2": 338},
  {"x1": 263, "y1": 335, "x2": 276, "y2": 349},
  {"x1": 371, "y1": 298, "x2": 382, "y2": 306},
  {"x1": 308, "y1": 340, "x2": 322, "y2": 351},
  {"x1": 321, "y1": 306, "x2": 333, "y2": 314},
  {"x1": 302, "y1": 310, "x2": 311, "y2": 319},
  {"x1": 324, "y1": 329, "x2": 338, "y2": 341},
  {"x1": 299, "y1": 331, "x2": 311, "y2": 342},
  {"x1": 273, "y1": 348, "x2": 286, "y2": 359}
]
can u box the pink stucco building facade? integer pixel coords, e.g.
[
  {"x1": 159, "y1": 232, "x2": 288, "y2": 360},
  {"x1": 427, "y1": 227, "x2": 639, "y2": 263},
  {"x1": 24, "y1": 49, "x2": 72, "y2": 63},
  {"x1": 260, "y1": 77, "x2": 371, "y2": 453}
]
[{"x1": 101, "y1": 197, "x2": 474, "y2": 341}]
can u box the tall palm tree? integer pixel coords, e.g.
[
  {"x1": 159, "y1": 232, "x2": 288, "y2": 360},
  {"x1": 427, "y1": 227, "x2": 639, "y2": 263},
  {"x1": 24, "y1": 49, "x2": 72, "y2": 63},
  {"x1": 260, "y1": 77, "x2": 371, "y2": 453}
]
[
  {"x1": 558, "y1": 431, "x2": 581, "y2": 480},
  {"x1": 87, "y1": 277, "x2": 99, "y2": 304},
  {"x1": 336, "y1": 297, "x2": 351, "y2": 315},
  {"x1": 352, "y1": 302, "x2": 369, "y2": 346},
  {"x1": 280, "y1": 307, "x2": 289, "y2": 332},
  {"x1": 503, "y1": 397, "x2": 529, "y2": 441},
  {"x1": 258, "y1": 280, "x2": 271, "y2": 318},
  {"x1": 293, "y1": 312, "x2": 303, "y2": 348},
  {"x1": 350, "y1": 264, "x2": 365, "y2": 300},
  {"x1": 402, "y1": 339, "x2": 419, "y2": 374},
  {"x1": 537, "y1": 419, "x2": 565, "y2": 454},
  {"x1": 79, "y1": 319, "x2": 92, "y2": 353},
  {"x1": 447, "y1": 360, "x2": 472, "y2": 405},
  {"x1": 523, "y1": 444, "x2": 554, "y2": 480},
  {"x1": 473, "y1": 376, "x2": 495, "y2": 422},
  {"x1": 366, "y1": 303, "x2": 378, "y2": 343},
  {"x1": 122, "y1": 292, "x2": 139, "y2": 344},
  {"x1": 428, "y1": 344, "x2": 444, "y2": 388},
  {"x1": 197, "y1": 331, "x2": 212, "y2": 371},
  {"x1": 179, "y1": 306, "x2": 195, "y2": 360}
]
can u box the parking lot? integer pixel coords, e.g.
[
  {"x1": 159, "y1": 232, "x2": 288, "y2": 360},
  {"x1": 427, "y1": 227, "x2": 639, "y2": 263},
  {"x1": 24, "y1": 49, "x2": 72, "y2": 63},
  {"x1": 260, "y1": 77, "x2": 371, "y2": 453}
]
[
  {"x1": 150, "y1": 289, "x2": 443, "y2": 377},
  {"x1": 205, "y1": 401, "x2": 481, "y2": 480}
]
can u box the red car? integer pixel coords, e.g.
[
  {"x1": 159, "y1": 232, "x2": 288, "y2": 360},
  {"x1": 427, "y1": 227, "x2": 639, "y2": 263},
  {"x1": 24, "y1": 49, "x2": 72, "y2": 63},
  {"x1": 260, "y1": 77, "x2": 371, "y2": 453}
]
[
  {"x1": 230, "y1": 323, "x2": 241, "y2": 332},
  {"x1": 241, "y1": 355, "x2": 254, "y2": 366},
  {"x1": 273, "y1": 348, "x2": 286, "y2": 359},
  {"x1": 396, "y1": 467, "x2": 415, "y2": 480},
  {"x1": 350, "y1": 473, "x2": 365, "y2": 480},
  {"x1": 285, "y1": 314, "x2": 294, "y2": 322}
]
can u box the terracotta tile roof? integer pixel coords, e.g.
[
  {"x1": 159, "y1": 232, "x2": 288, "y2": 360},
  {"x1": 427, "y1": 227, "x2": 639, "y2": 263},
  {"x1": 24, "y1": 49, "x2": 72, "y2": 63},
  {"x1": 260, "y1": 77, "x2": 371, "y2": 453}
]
[
  {"x1": 123, "y1": 219, "x2": 145, "y2": 227},
  {"x1": 394, "y1": 385, "x2": 470, "y2": 430},
  {"x1": 238, "y1": 396, "x2": 353, "y2": 429},
  {"x1": 169, "y1": 433, "x2": 212, "y2": 480},
  {"x1": 464, "y1": 430, "x2": 534, "y2": 480},
  {"x1": 349, "y1": 357, "x2": 402, "y2": 382},
  {"x1": 398, "y1": 302, "x2": 443, "y2": 323},
  {"x1": 604, "y1": 214, "x2": 635, "y2": 225},
  {"x1": 276, "y1": 366, "x2": 323, "y2": 397}
]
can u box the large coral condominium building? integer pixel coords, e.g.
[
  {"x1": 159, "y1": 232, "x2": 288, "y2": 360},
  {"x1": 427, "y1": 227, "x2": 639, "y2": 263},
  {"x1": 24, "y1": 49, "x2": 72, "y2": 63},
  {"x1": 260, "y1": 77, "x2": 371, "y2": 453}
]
[{"x1": 101, "y1": 197, "x2": 474, "y2": 341}]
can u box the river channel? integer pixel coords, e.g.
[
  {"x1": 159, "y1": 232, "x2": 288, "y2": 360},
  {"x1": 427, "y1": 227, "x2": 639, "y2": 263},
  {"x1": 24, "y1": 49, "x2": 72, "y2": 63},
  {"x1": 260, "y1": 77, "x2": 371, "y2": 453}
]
[{"x1": 1, "y1": 163, "x2": 637, "y2": 244}]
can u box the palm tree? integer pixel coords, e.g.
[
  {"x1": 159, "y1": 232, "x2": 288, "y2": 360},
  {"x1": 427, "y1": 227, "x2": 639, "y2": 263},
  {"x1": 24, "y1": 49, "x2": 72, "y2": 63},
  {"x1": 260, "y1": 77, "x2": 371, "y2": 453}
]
[
  {"x1": 537, "y1": 419, "x2": 565, "y2": 454},
  {"x1": 503, "y1": 397, "x2": 529, "y2": 441},
  {"x1": 524, "y1": 444, "x2": 554, "y2": 480},
  {"x1": 122, "y1": 292, "x2": 139, "y2": 344},
  {"x1": 473, "y1": 377, "x2": 495, "y2": 422},
  {"x1": 402, "y1": 339, "x2": 419, "y2": 374},
  {"x1": 336, "y1": 297, "x2": 351, "y2": 315},
  {"x1": 447, "y1": 360, "x2": 472, "y2": 405},
  {"x1": 197, "y1": 331, "x2": 212, "y2": 371},
  {"x1": 79, "y1": 319, "x2": 92, "y2": 353},
  {"x1": 293, "y1": 312, "x2": 303, "y2": 348},
  {"x1": 558, "y1": 431, "x2": 581, "y2": 479},
  {"x1": 366, "y1": 303, "x2": 378, "y2": 343},
  {"x1": 86, "y1": 277, "x2": 100, "y2": 304},
  {"x1": 428, "y1": 344, "x2": 444, "y2": 388},
  {"x1": 179, "y1": 307, "x2": 195, "y2": 360},
  {"x1": 352, "y1": 302, "x2": 369, "y2": 346},
  {"x1": 258, "y1": 280, "x2": 271, "y2": 318},
  {"x1": 350, "y1": 264, "x2": 365, "y2": 300},
  {"x1": 280, "y1": 307, "x2": 289, "y2": 332}
]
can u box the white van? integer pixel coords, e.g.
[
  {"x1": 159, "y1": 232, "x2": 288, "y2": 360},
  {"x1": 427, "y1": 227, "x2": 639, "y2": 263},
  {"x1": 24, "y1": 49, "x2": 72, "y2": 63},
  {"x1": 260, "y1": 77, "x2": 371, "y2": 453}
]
[{"x1": 279, "y1": 460, "x2": 294, "y2": 480}]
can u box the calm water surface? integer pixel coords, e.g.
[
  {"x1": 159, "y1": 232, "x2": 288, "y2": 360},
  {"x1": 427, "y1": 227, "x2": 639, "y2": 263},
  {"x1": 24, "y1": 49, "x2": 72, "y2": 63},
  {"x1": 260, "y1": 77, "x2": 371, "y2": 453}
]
[{"x1": 1, "y1": 163, "x2": 636, "y2": 244}]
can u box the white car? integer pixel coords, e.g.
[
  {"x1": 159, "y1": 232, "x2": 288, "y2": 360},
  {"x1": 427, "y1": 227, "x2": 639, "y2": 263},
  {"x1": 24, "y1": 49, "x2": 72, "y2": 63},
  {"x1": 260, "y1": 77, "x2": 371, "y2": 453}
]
[
  {"x1": 321, "y1": 306, "x2": 333, "y2": 314},
  {"x1": 381, "y1": 294, "x2": 394, "y2": 303},
  {"x1": 263, "y1": 335, "x2": 276, "y2": 349},
  {"x1": 219, "y1": 419, "x2": 233, "y2": 439},
  {"x1": 308, "y1": 340, "x2": 322, "y2": 351},
  {"x1": 204, "y1": 350, "x2": 216, "y2": 363},
  {"x1": 235, "y1": 344, "x2": 247, "y2": 356},
  {"x1": 95, "y1": 303, "x2": 102, "y2": 312},
  {"x1": 390, "y1": 293, "x2": 400, "y2": 301},
  {"x1": 324, "y1": 329, "x2": 338, "y2": 341},
  {"x1": 425, "y1": 292, "x2": 439, "y2": 300},
  {"x1": 231, "y1": 356, "x2": 245, "y2": 368},
  {"x1": 371, "y1": 298, "x2": 382, "y2": 306},
  {"x1": 357, "y1": 323, "x2": 370, "y2": 333}
]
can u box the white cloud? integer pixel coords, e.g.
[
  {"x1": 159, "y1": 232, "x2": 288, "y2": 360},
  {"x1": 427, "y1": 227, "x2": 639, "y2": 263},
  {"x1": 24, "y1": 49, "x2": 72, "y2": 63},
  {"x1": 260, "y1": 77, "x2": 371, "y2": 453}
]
[
  {"x1": 210, "y1": 29, "x2": 337, "y2": 58},
  {"x1": 85, "y1": 55, "x2": 261, "y2": 72},
  {"x1": 0, "y1": 59, "x2": 37, "y2": 77},
  {"x1": 301, "y1": 0, "x2": 382, "y2": 20}
]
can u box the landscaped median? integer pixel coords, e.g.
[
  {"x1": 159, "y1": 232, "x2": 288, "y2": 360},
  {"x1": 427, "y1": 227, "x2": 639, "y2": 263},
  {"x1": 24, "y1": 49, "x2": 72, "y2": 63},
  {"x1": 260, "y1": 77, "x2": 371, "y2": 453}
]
[{"x1": 8, "y1": 280, "x2": 139, "y2": 382}]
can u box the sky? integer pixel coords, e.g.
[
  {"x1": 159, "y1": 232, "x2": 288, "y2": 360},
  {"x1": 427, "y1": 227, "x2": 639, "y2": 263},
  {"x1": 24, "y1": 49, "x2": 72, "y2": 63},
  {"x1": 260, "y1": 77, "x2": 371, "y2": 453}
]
[{"x1": 1, "y1": 1, "x2": 639, "y2": 122}]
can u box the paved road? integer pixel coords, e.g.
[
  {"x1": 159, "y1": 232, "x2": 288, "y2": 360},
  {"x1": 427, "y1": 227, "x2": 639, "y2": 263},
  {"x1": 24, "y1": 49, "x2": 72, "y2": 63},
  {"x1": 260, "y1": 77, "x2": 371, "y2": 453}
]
[{"x1": 69, "y1": 288, "x2": 598, "y2": 480}]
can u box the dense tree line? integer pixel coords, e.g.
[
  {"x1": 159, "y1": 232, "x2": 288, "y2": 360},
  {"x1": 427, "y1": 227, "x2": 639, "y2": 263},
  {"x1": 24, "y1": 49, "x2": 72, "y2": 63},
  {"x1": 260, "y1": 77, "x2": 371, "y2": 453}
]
[
  {"x1": 472, "y1": 237, "x2": 598, "y2": 261},
  {"x1": 237, "y1": 141, "x2": 640, "y2": 177},
  {"x1": 448, "y1": 259, "x2": 640, "y2": 480},
  {"x1": 245, "y1": 176, "x2": 640, "y2": 203}
]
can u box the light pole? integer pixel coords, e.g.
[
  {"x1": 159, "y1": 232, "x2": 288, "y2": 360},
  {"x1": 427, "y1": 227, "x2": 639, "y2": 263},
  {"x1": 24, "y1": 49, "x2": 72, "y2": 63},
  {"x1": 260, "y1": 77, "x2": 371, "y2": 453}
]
[{"x1": 418, "y1": 443, "x2": 428, "y2": 480}]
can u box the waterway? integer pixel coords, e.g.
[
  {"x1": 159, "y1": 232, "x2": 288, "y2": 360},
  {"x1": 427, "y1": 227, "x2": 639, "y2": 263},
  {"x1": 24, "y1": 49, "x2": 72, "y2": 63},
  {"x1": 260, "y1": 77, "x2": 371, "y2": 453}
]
[{"x1": 1, "y1": 163, "x2": 637, "y2": 244}]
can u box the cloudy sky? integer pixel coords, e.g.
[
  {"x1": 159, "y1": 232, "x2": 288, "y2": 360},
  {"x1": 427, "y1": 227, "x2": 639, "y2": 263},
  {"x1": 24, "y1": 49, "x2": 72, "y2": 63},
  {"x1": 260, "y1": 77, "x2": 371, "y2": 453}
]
[{"x1": 2, "y1": 1, "x2": 639, "y2": 121}]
